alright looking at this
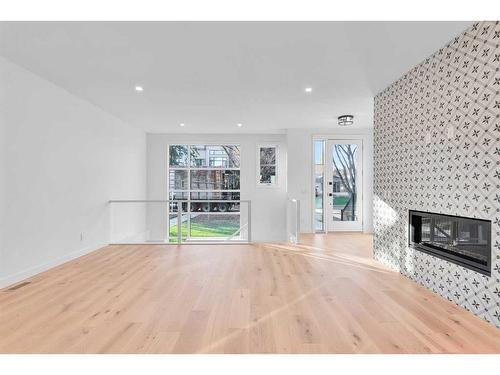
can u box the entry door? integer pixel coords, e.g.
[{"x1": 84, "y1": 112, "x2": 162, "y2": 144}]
[{"x1": 326, "y1": 139, "x2": 363, "y2": 231}]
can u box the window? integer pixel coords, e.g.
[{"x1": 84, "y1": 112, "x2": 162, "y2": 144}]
[
  {"x1": 314, "y1": 140, "x2": 325, "y2": 232},
  {"x1": 257, "y1": 145, "x2": 278, "y2": 186},
  {"x1": 168, "y1": 145, "x2": 241, "y2": 241}
]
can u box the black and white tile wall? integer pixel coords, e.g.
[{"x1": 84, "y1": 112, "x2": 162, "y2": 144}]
[{"x1": 374, "y1": 21, "x2": 500, "y2": 327}]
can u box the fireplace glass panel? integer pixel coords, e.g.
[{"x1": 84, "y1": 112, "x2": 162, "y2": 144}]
[
  {"x1": 456, "y1": 221, "x2": 488, "y2": 245},
  {"x1": 409, "y1": 210, "x2": 491, "y2": 276},
  {"x1": 454, "y1": 220, "x2": 489, "y2": 264},
  {"x1": 433, "y1": 217, "x2": 452, "y2": 244},
  {"x1": 421, "y1": 217, "x2": 431, "y2": 242}
]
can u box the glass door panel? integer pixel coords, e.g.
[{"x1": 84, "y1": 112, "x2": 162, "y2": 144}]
[
  {"x1": 314, "y1": 140, "x2": 325, "y2": 232},
  {"x1": 326, "y1": 139, "x2": 363, "y2": 231}
]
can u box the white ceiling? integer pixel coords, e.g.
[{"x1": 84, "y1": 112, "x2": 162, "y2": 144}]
[{"x1": 0, "y1": 21, "x2": 471, "y2": 133}]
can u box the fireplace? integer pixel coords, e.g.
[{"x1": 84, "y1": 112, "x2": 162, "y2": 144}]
[{"x1": 409, "y1": 210, "x2": 491, "y2": 276}]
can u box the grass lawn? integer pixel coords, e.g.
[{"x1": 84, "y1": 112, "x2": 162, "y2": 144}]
[
  {"x1": 315, "y1": 195, "x2": 322, "y2": 209},
  {"x1": 315, "y1": 195, "x2": 350, "y2": 207},
  {"x1": 333, "y1": 196, "x2": 350, "y2": 206},
  {"x1": 169, "y1": 215, "x2": 240, "y2": 242}
]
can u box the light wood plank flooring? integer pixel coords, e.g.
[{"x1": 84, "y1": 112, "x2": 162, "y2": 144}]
[{"x1": 1, "y1": 233, "x2": 500, "y2": 353}]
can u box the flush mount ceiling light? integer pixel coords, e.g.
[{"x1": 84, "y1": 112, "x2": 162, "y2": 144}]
[
  {"x1": 179, "y1": 123, "x2": 185, "y2": 127},
  {"x1": 237, "y1": 123, "x2": 243, "y2": 127},
  {"x1": 135, "y1": 86, "x2": 144, "y2": 92},
  {"x1": 304, "y1": 87, "x2": 313, "y2": 93},
  {"x1": 338, "y1": 115, "x2": 354, "y2": 126}
]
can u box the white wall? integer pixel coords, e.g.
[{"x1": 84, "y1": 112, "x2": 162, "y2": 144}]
[
  {"x1": 147, "y1": 130, "x2": 372, "y2": 241},
  {"x1": 0, "y1": 78, "x2": 5, "y2": 272},
  {"x1": 0, "y1": 57, "x2": 147, "y2": 288},
  {"x1": 287, "y1": 128, "x2": 374, "y2": 233},
  {"x1": 147, "y1": 133, "x2": 288, "y2": 242}
]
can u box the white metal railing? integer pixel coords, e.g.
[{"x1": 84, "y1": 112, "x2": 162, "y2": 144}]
[
  {"x1": 286, "y1": 198, "x2": 300, "y2": 244},
  {"x1": 109, "y1": 199, "x2": 251, "y2": 244}
]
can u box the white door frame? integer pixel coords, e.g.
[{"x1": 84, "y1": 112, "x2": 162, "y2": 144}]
[
  {"x1": 326, "y1": 139, "x2": 363, "y2": 231},
  {"x1": 312, "y1": 135, "x2": 364, "y2": 233}
]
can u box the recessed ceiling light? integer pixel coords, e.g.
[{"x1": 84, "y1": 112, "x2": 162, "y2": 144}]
[
  {"x1": 305, "y1": 87, "x2": 313, "y2": 93},
  {"x1": 237, "y1": 123, "x2": 243, "y2": 127},
  {"x1": 179, "y1": 123, "x2": 185, "y2": 127},
  {"x1": 135, "y1": 86, "x2": 144, "y2": 92}
]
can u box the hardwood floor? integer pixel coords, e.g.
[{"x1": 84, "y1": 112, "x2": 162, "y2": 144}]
[{"x1": 1, "y1": 233, "x2": 500, "y2": 353}]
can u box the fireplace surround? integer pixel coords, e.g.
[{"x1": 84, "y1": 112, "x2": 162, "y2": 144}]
[
  {"x1": 409, "y1": 210, "x2": 491, "y2": 276},
  {"x1": 374, "y1": 22, "x2": 500, "y2": 326}
]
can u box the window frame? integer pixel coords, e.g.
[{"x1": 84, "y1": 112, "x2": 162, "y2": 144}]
[
  {"x1": 167, "y1": 144, "x2": 242, "y2": 241},
  {"x1": 256, "y1": 143, "x2": 279, "y2": 187},
  {"x1": 313, "y1": 139, "x2": 326, "y2": 232}
]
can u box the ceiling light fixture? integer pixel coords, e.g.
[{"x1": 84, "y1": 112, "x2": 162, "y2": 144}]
[
  {"x1": 338, "y1": 115, "x2": 354, "y2": 126},
  {"x1": 305, "y1": 87, "x2": 313, "y2": 93},
  {"x1": 237, "y1": 123, "x2": 243, "y2": 127},
  {"x1": 135, "y1": 86, "x2": 144, "y2": 92},
  {"x1": 179, "y1": 123, "x2": 185, "y2": 127}
]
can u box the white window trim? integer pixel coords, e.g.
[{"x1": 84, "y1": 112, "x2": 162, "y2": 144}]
[
  {"x1": 256, "y1": 143, "x2": 279, "y2": 188},
  {"x1": 167, "y1": 144, "x2": 242, "y2": 241}
]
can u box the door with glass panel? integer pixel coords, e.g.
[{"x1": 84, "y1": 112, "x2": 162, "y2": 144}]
[{"x1": 326, "y1": 139, "x2": 363, "y2": 231}]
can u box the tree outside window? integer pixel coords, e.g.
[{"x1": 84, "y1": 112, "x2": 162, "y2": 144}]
[{"x1": 258, "y1": 145, "x2": 278, "y2": 185}]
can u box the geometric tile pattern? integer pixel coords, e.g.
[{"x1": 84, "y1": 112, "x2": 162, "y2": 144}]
[{"x1": 374, "y1": 21, "x2": 500, "y2": 328}]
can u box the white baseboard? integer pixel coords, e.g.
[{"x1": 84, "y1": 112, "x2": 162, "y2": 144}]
[
  {"x1": 0, "y1": 242, "x2": 107, "y2": 289},
  {"x1": 111, "y1": 230, "x2": 150, "y2": 244}
]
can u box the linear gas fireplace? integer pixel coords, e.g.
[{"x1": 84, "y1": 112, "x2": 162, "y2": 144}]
[{"x1": 409, "y1": 210, "x2": 491, "y2": 276}]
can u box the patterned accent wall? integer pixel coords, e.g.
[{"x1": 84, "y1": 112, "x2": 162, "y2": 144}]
[{"x1": 374, "y1": 21, "x2": 500, "y2": 327}]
